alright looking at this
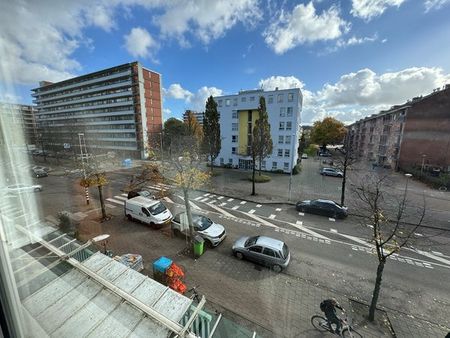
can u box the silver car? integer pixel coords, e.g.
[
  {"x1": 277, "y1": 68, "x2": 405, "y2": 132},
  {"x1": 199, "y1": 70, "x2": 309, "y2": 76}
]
[
  {"x1": 5, "y1": 183, "x2": 43, "y2": 193},
  {"x1": 232, "y1": 235, "x2": 290, "y2": 272}
]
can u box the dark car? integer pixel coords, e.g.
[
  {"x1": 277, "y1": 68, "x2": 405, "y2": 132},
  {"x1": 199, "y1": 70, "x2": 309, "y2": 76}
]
[
  {"x1": 232, "y1": 235, "x2": 290, "y2": 272},
  {"x1": 33, "y1": 168, "x2": 48, "y2": 178},
  {"x1": 296, "y1": 199, "x2": 348, "y2": 219},
  {"x1": 320, "y1": 167, "x2": 343, "y2": 177},
  {"x1": 127, "y1": 189, "x2": 155, "y2": 199}
]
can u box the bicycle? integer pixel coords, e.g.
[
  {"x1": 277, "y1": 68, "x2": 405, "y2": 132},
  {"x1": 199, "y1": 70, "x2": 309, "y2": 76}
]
[
  {"x1": 311, "y1": 311, "x2": 362, "y2": 337},
  {"x1": 186, "y1": 285, "x2": 201, "y2": 303}
]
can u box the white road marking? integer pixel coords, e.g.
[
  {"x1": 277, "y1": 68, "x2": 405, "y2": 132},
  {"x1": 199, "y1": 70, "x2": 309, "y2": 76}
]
[
  {"x1": 248, "y1": 209, "x2": 255, "y2": 214},
  {"x1": 105, "y1": 203, "x2": 116, "y2": 209},
  {"x1": 115, "y1": 195, "x2": 128, "y2": 201},
  {"x1": 296, "y1": 220, "x2": 303, "y2": 226},
  {"x1": 219, "y1": 203, "x2": 227, "y2": 207},
  {"x1": 366, "y1": 224, "x2": 374, "y2": 228},
  {"x1": 146, "y1": 185, "x2": 163, "y2": 191},
  {"x1": 432, "y1": 251, "x2": 443, "y2": 256},
  {"x1": 207, "y1": 203, "x2": 235, "y2": 218},
  {"x1": 232, "y1": 206, "x2": 240, "y2": 210},
  {"x1": 106, "y1": 198, "x2": 124, "y2": 205},
  {"x1": 204, "y1": 193, "x2": 210, "y2": 197},
  {"x1": 121, "y1": 193, "x2": 128, "y2": 197},
  {"x1": 414, "y1": 249, "x2": 450, "y2": 267},
  {"x1": 200, "y1": 198, "x2": 209, "y2": 202},
  {"x1": 275, "y1": 208, "x2": 282, "y2": 212},
  {"x1": 328, "y1": 218, "x2": 336, "y2": 222},
  {"x1": 163, "y1": 197, "x2": 174, "y2": 203},
  {"x1": 227, "y1": 198, "x2": 234, "y2": 202},
  {"x1": 240, "y1": 201, "x2": 247, "y2": 205},
  {"x1": 269, "y1": 214, "x2": 276, "y2": 219},
  {"x1": 246, "y1": 213, "x2": 278, "y2": 228},
  {"x1": 176, "y1": 195, "x2": 201, "y2": 210},
  {"x1": 330, "y1": 228, "x2": 338, "y2": 233},
  {"x1": 414, "y1": 233, "x2": 423, "y2": 237},
  {"x1": 338, "y1": 233, "x2": 373, "y2": 248},
  {"x1": 256, "y1": 204, "x2": 262, "y2": 208},
  {"x1": 194, "y1": 196, "x2": 203, "y2": 201},
  {"x1": 217, "y1": 196, "x2": 224, "y2": 200},
  {"x1": 289, "y1": 222, "x2": 330, "y2": 240},
  {"x1": 298, "y1": 212, "x2": 304, "y2": 216}
]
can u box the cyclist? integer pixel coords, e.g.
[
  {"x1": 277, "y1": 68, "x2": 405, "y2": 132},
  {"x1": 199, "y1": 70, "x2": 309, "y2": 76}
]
[{"x1": 320, "y1": 298, "x2": 344, "y2": 335}]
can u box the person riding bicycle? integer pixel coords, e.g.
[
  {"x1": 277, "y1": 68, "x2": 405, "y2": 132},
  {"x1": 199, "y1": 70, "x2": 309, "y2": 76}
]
[{"x1": 320, "y1": 298, "x2": 344, "y2": 335}]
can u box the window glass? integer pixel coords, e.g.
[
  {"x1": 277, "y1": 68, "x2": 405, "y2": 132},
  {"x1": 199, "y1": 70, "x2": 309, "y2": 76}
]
[
  {"x1": 280, "y1": 107, "x2": 286, "y2": 117},
  {"x1": 268, "y1": 95, "x2": 273, "y2": 104},
  {"x1": 284, "y1": 149, "x2": 290, "y2": 157},
  {"x1": 249, "y1": 246, "x2": 262, "y2": 253},
  {"x1": 288, "y1": 93, "x2": 294, "y2": 102},
  {"x1": 225, "y1": 99, "x2": 230, "y2": 106},
  {"x1": 277, "y1": 94, "x2": 283, "y2": 103},
  {"x1": 278, "y1": 135, "x2": 284, "y2": 143},
  {"x1": 277, "y1": 149, "x2": 283, "y2": 156},
  {"x1": 148, "y1": 202, "x2": 167, "y2": 215},
  {"x1": 232, "y1": 123, "x2": 238, "y2": 131},
  {"x1": 279, "y1": 122, "x2": 285, "y2": 130},
  {"x1": 263, "y1": 248, "x2": 277, "y2": 257}
]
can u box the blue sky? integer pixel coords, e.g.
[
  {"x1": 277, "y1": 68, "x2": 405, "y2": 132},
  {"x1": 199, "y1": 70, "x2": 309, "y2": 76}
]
[{"x1": 1, "y1": 0, "x2": 450, "y2": 124}]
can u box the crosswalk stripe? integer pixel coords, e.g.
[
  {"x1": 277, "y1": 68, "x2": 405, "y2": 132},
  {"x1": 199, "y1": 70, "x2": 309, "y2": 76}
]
[
  {"x1": 246, "y1": 213, "x2": 278, "y2": 228},
  {"x1": 289, "y1": 222, "x2": 330, "y2": 240},
  {"x1": 269, "y1": 214, "x2": 276, "y2": 219},
  {"x1": 194, "y1": 196, "x2": 203, "y2": 201},
  {"x1": 176, "y1": 195, "x2": 201, "y2": 210},
  {"x1": 219, "y1": 203, "x2": 227, "y2": 207},
  {"x1": 256, "y1": 204, "x2": 262, "y2": 208},
  {"x1": 121, "y1": 194, "x2": 128, "y2": 197},
  {"x1": 275, "y1": 208, "x2": 282, "y2": 212},
  {"x1": 204, "y1": 193, "x2": 210, "y2": 197},
  {"x1": 248, "y1": 209, "x2": 255, "y2": 214},
  {"x1": 106, "y1": 198, "x2": 124, "y2": 205},
  {"x1": 330, "y1": 228, "x2": 337, "y2": 233},
  {"x1": 200, "y1": 198, "x2": 209, "y2": 202},
  {"x1": 298, "y1": 212, "x2": 304, "y2": 216},
  {"x1": 296, "y1": 220, "x2": 303, "y2": 226},
  {"x1": 329, "y1": 218, "x2": 336, "y2": 222},
  {"x1": 227, "y1": 198, "x2": 234, "y2": 202},
  {"x1": 232, "y1": 206, "x2": 240, "y2": 210},
  {"x1": 240, "y1": 201, "x2": 247, "y2": 205},
  {"x1": 115, "y1": 195, "x2": 128, "y2": 201},
  {"x1": 207, "y1": 203, "x2": 235, "y2": 218},
  {"x1": 217, "y1": 196, "x2": 224, "y2": 200},
  {"x1": 146, "y1": 185, "x2": 163, "y2": 191},
  {"x1": 163, "y1": 197, "x2": 174, "y2": 203}
]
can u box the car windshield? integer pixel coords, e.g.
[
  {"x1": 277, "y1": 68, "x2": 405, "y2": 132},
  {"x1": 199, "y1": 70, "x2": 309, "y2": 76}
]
[
  {"x1": 193, "y1": 215, "x2": 212, "y2": 230},
  {"x1": 244, "y1": 236, "x2": 259, "y2": 247},
  {"x1": 148, "y1": 202, "x2": 166, "y2": 215}
]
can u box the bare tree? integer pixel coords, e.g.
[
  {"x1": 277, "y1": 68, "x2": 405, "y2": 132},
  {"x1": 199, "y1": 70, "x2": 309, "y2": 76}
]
[
  {"x1": 334, "y1": 132, "x2": 357, "y2": 206},
  {"x1": 80, "y1": 159, "x2": 109, "y2": 221},
  {"x1": 353, "y1": 173, "x2": 426, "y2": 321}
]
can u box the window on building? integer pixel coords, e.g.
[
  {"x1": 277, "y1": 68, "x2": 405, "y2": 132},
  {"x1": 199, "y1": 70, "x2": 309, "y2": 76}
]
[
  {"x1": 241, "y1": 97, "x2": 246, "y2": 102},
  {"x1": 280, "y1": 107, "x2": 286, "y2": 117},
  {"x1": 226, "y1": 99, "x2": 231, "y2": 106},
  {"x1": 277, "y1": 149, "x2": 283, "y2": 156},
  {"x1": 278, "y1": 135, "x2": 284, "y2": 144},
  {"x1": 250, "y1": 96, "x2": 255, "y2": 102},
  {"x1": 272, "y1": 161, "x2": 278, "y2": 169},
  {"x1": 232, "y1": 147, "x2": 236, "y2": 154},
  {"x1": 286, "y1": 121, "x2": 292, "y2": 130},
  {"x1": 232, "y1": 111, "x2": 238, "y2": 119},
  {"x1": 288, "y1": 93, "x2": 294, "y2": 102},
  {"x1": 261, "y1": 160, "x2": 266, "y2": 169},
  {"x1": 268, "y1": 95, "x2": 273, "y2": 104},
  {"x1": 277, "y1": 94, "x2": 283, "y2": 103},
  {"x1": 232, "y1": 123, "x2": 238, "y2": 131},
  {"x1": 287, "y1": 107, "x2": 293, "y2": 117},
  {"x1": 218, "y1": 99, "x2": 222, "y2": 107},
  {"x1": 233, "y1": 98, "x2": 238, "y2": 106},
  {"x1": 232, "y1": 135, "x2": 238, "y2": 143},
  {"x1": 279, "y1": 122, "x2": 285, "y2": 130},
  {"x1": 285, "y1": 136, "x2": 291, "y2": 144},
  {"x1": 284, "y1": 149, "x2": 290, "y2": 157},
  {"x1": 284, "y1": 162, "x2": 289, "y2": 170}
]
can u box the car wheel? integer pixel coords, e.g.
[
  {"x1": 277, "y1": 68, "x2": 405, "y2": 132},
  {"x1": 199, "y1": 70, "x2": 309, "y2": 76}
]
[
  {"x1": 34, "y1": 187, "x2": 41, "y2": 192},
  {"x1": 127, "y1": 214, "x2": 133, "y2": 221},
  {"x1": 235, "y1": 252, "x2": 244, "y2": 260},
  {"x1": 272, "y1": 264, "x2": 282, "y2": 273}
]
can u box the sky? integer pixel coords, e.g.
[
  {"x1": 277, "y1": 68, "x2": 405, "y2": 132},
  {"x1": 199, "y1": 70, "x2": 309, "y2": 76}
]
[{"x1": 1, "y1": 0, "x2": 450, "y2": 125}]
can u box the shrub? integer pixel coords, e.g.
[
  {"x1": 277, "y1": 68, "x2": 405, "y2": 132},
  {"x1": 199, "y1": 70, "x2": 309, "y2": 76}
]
[
  {"x1": 305, "y1": 144, "x2": 319, "y2": 156},
  {"x1": 247, "y1": 174, "x2": 271, "y2": 183},
  {"x1": 292, "y1": 164, "x2": 302, "y2": 175}
]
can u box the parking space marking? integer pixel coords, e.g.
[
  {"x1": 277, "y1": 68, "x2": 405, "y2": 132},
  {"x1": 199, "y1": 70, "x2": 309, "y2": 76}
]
[
  {"x1": 248, "y1": 209, "x2": 255, "y2": 214},
  {"x1": 240, "y1": 201, "x2": 247, "y2": 205},
  {"x1": 298, "y1": 212, "x2": 304, "y2": 216},
  {"x1": 227, "y1": 198, "x2": 234, "y2": 202},
  {"x1": 269, "y1": 214, "x2": 276, "y2": 219},
  {"x1": 275, "y1": 208, "x2": 282, "y2": 212},
  {"x1": 232, "y1": 206, "x2": 240, "y2": 210},
  {"x1": 256, "y1": 204, "x2": 262, "y2": 208},
  {"x1": 328, "y1": 217, "x2": 336, "y2": 222}
]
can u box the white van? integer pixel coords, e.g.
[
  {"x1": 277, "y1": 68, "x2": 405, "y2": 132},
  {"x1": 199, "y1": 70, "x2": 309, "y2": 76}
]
[{"x1": 124, "y1": 196, "x2": 173, "y2": 228}]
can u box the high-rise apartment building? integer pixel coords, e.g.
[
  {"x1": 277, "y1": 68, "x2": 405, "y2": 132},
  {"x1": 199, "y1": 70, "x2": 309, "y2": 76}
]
[
  {"x1": 0, "y1": 103, "x2": 38, "y2": 147},
  {"x1": 214, "y1": 88, "x2": 302, "y2": 173},
  {"x1": 183, "y1": 110, "x2": 204, "y2": 125},
  {"x1": 32, "y1": 62, "x2": 162, "y2": 159}
]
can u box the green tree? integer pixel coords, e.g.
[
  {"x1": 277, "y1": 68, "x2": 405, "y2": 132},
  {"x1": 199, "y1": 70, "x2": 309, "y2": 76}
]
[
  {"x1": 202, "y1": 96, "x2": 221, "y2": 172},
  {"x1": 298, "y1": 132, "x2": 306, "y2": 156},
  {"x1": 163, "y1": 118, "x2": 186, "y2": 154},
  {"x1": 310, "y1": 117, "x2": 346, "y2": 149}
]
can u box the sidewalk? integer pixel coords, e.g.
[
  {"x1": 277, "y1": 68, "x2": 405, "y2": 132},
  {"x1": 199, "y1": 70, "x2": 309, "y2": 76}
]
[{"x1": 74, "y1": 205, "x2": 450, "y2": 338}]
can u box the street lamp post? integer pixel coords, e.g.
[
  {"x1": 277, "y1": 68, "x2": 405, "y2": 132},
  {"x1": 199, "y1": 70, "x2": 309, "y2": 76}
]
[
  {"x1": 420, "y1": 154, "x2": 427, "y2": 175},
  {"x1": 404, "y1": 173, "x2": 412, "y2": 195},
  {"x1": 78, "y1": 133, "x2": 90, "y2": 205}
]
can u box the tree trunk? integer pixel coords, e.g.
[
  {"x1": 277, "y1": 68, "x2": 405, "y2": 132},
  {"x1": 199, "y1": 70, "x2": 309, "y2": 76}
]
[
  {"x1": 210, "y1": 155, "x2": 214, "y2": 173},
  {"x1": 340, "y1": 160, "x2": 347, "y2": 206},
  {"x1": 251, "y1": 156, "x2": 256, "y2": 196},
  {"x1": 183, "y1": 188, "x2": 195, "y2": 255},
  {"x1": 98, "y1": 184, "x2": 107, "y2": 220},
  {"x1": 258, "y1": 157, "x2": 262, "y2": 176},
  {"x1": 369, "y1": 259, "x2": 385, "y2": 321}
]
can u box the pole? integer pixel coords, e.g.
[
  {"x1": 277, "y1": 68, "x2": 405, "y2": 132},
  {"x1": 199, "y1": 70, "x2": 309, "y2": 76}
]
[
  {"x1": 160, "y1": 131, "x2": 163, "y2": 164},
  {"x1": 420, "y1": 155, "x2": 426, "y2": 175},
  {"x1": 288, "y1": 132, "x2": 295, "y2": 201},
  {"x1": 79, "y1": 133, "x2": 90, "y2": 205}
]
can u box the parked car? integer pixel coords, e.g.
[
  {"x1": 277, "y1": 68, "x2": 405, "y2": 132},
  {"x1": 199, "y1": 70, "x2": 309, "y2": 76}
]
[
  {"x1": 5, "y1": 183, "x2": 43, "y2": 193},
  {"x1": 301, "y1": 153, "x2": 308, "y2": 159},
  {"x1": 296, "y1": 199, "x2": 348, "y2": 219},
  {"x1": 124, "y1": 196, "x2": 172, "y2": 228},
  {"x1": 127, "y1": 189, "x2": 154, "y2": 199},
  {"x1": 320, "y1": 167, "x2": 343, "y2": 177},
  {"x1": 172, "y1": 212, "x2": 226, "y2": 247},
  {"x1": 33, "y1": 168, "x2": 48, "y2": 178},
  {"x1": 232, "y1": 235, "x2": 290, "y2": 272}
]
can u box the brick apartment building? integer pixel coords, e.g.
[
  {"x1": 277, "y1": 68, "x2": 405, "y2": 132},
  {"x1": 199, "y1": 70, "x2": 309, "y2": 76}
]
[
  {"x1": 32, "y1": 62, "x2": 162, "y2": 159},
  {"x1": 349, "y1": 85, "x2": 450, "y2": 172}
]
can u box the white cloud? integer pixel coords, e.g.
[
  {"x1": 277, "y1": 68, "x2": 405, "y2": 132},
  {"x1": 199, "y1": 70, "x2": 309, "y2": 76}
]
[
  {"x1": 124, "y1": 27, "x2": 159, "y2": 60},
  {"x1": 323, "y1": 34, "x2": 379, "y2": 54},
  {"x1": 164, "y1": 84, "x2": 193, "y2": 100},
  {"x1": 152, "y1": 0, "x2": 261, "y2": 45},
  {"x1": 424, "y1": 0, "x2": 450, "y2": 11},
  {"x1": 259, "y1": 76, "x2": 305, "y2": 90},
  {"x1": 351, "y1": 0, "x2": 405, "y2": 21},
  {"x1": 264, "y1": 2, "x2": 350, "y2": 54}
]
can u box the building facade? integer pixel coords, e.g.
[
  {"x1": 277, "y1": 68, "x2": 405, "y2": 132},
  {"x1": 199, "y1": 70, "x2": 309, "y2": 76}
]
[
  {"x1": 214, "y1": 88, "x2": 302, "y2": 173},
  {"x1": 0, "y1": 103, "x2": 38, "y2": 147},
  {"x1": 32, "y1": 62, "x2": 162, "y2": 159},
  {"x1": 349, "y1": 85, "x2": 450, "y2": 171},
  {"x1": 183, "y1": 110, "x2": 204, "y2": 125}
]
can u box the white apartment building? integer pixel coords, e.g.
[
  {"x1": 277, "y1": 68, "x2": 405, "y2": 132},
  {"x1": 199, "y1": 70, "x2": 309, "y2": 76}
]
[{"x1": 213, "y1": 88, "x2": 302, "y2": 173}]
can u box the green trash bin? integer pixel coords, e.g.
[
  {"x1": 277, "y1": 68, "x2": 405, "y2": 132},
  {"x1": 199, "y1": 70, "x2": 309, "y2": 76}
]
[{"x1": 193, "y1": 235, "x2": 205, "y2": 257}]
